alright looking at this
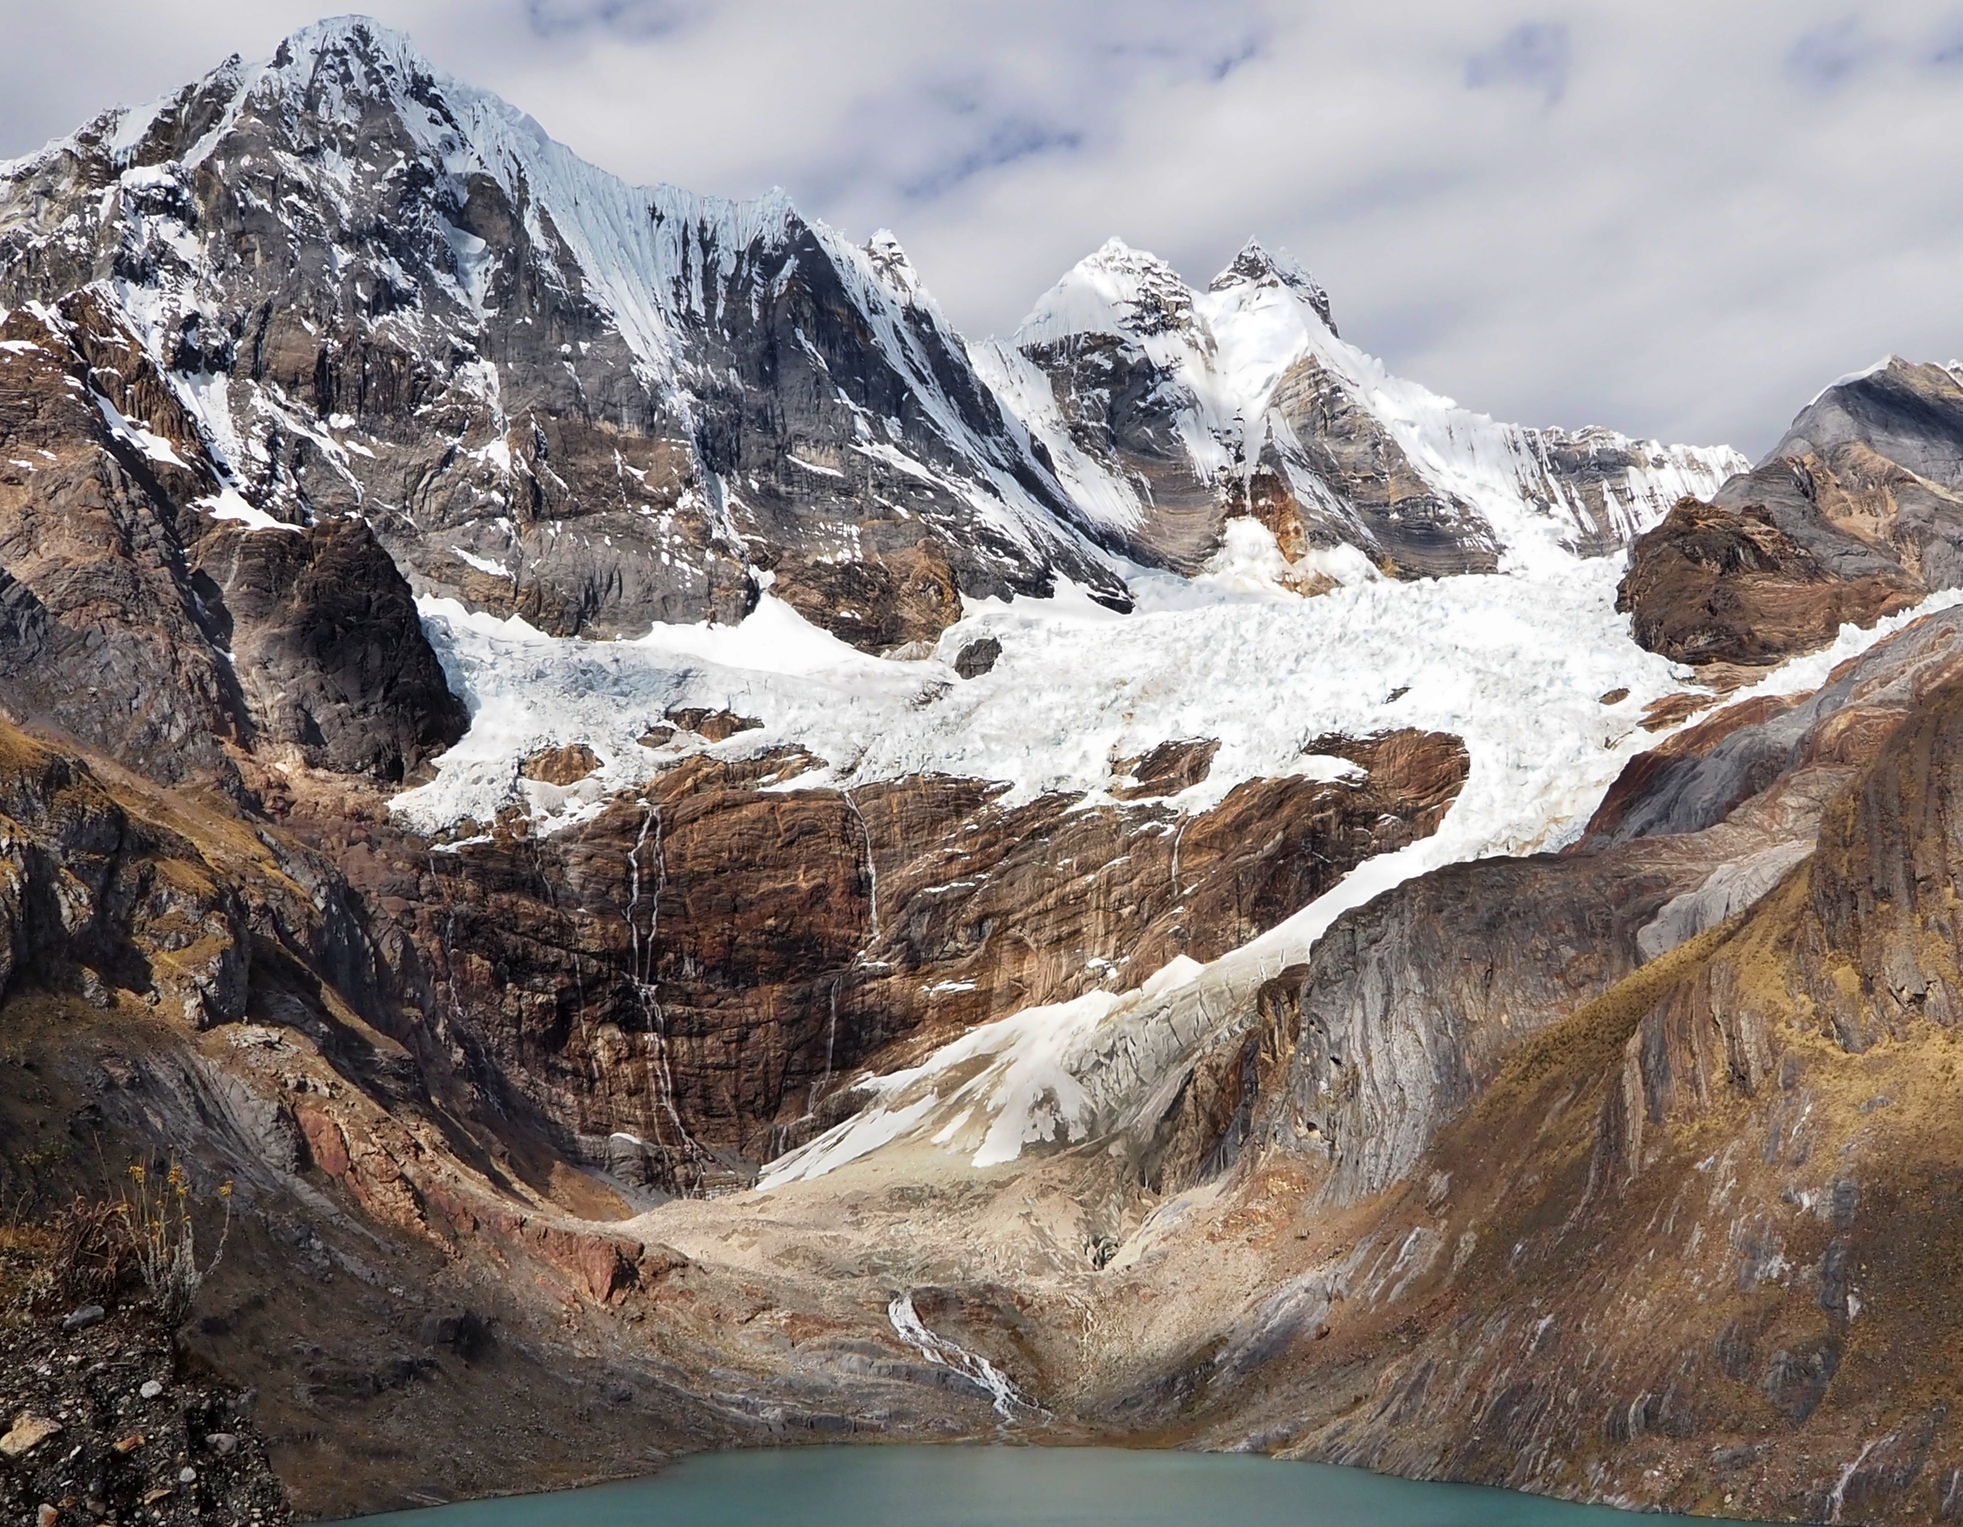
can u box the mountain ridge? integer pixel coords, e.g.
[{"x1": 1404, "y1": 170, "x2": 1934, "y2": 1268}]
[
  {"x1": 13, "y1": 17, "x2": 1963, "y2": 1527},
  {"x1": 0, "y1": 14, "x2": 1745, "y2": 645}
]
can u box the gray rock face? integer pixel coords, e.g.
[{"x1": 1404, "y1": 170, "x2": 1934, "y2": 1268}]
[
  {"x1": 1236, "y1": 604, "x2": 1963, "y2": 1206},
  {"x1": 0, "y1": 19, "x2": 1126, "y2": 658},
  {"x1": 1256, "y1": 848, "x2": 1695, "y2": 1204},
  {"x1": 1634, "y1": 839, "x2": 1814, "y2": 961},
  {"x1": 1714, "y1": 357, "x2": 1963, "y2": 589}
]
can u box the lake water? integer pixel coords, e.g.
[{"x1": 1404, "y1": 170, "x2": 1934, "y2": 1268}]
[{"x1": 337, "y1": 1445, "x2": 1753, "y2": 1526}]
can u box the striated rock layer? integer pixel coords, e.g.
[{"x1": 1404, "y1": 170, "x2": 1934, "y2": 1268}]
[{"x1": 305, "y1": 728, "x2": 1468, "y2": 1180}]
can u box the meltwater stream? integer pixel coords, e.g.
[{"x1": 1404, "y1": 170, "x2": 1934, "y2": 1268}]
[{"x1": 336, "y1": 1446, "x2": 1761, "y2": 1526}]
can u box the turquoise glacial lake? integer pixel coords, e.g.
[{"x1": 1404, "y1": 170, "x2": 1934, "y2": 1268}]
[{"x1": 339, "y1": 1445, "x2": 1754, "y2": 1525}]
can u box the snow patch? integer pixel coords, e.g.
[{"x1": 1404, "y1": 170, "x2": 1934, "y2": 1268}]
[{"x1": 197, "y1": 489, "x2": 296, "y2": 532}]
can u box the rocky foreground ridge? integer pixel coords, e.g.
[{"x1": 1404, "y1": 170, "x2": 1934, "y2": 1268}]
[{"x1": 9, "y1": 16, "x2": 1963, "y2": 1527}]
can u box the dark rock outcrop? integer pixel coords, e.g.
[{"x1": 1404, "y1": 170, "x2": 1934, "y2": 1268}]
[
  {"x1": 0, "y1": 293, "x2": 465, "y2": 787},
  {"x1": 190, "y1": 516, "x2": 467, "y2": 783},
  {"x1": 1617, "y1": 497, "x2": 1916, "y2": 668},
  {"x1": 953, "y1": 636, "x2": 1002, "y2": 679}
]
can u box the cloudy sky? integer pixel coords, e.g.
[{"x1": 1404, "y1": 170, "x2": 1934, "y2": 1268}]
[{"x1": 1, "y1": 1, "x2": 1958, "y2": 456}]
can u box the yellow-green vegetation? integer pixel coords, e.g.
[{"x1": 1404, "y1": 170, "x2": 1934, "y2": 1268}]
[{"x1": 119, "y1": 1158, "x2": 232, "y2": 1329}]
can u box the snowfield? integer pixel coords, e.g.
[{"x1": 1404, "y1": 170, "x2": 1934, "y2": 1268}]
[
  {"x1": 754, "y1": 572, "x2": 1963, "y2": 1191},
  {"x1": 397, "y1": 537, "x2": 1692, "y2": 847}
]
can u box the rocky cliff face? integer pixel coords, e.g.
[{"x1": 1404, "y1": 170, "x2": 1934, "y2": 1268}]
[
  {"x1": 0, "y1": 18, "x2": 1128, "y2": 658},
  {"x1": 1617, "y1": 497, "x2": 1919, "y2": 669},
  {"x1": 302, "y1": 727, "x2": 1467, "y2": 1182},
  {"x1": 1621, "y1": 360, "x2": 1963, "y2": 676},
  {"x1": 1717, "y1": 358, "x2": 1963, "y2": 589},
  {"x1": 0, "y1": 287, "x2": 465, "y2": 786}
]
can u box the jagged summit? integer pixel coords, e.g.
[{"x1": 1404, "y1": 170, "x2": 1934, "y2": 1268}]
[
  {"x1": 861, "y1": 228, "x2": 929, "y2": 306},
  {"x1": 271, "y1": 12, "x2": 429, "y2": 68},
  {"x1": 976, "y1": 236, "x2": 1746, "y2": 578},
  {"x1": 0, "y1": 18, "x2": 1749, "y2": 627},
  {"x1": 1012, "y1": 237, "x2": 1202, "y2": 347},
  {"x1": 1208, "y1": 238, "x2": 1334, "y2": 333}
]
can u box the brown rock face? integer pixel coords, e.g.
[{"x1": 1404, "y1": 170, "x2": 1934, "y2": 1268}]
[
  {"x1": 1617, "y1": 497, "x2": 1919, "y2": 667},
  {"x1": 663, "y1": 709, "x2": 763, "y2": 743},
  {"x1": 1579, "y1": 692, "x2": 1807, "y2": 845},
  {"x1": 0, "y1": 300, "x2": 241, "y2": 781},
  {"x1": 1109, "y1": 739, "x2": 1218, "y2": 799},
  {"x1": 766, "y1": 541, "x2": 964, "y2": 653},
  {"x1": 520, "y1": 745, "x2": 600, "y2": 786},
  {"x1": 1262, "y1": 354, "x2": 1503, "y2": 579},
  {"x1": 1617, "y1": 360, "x2": 1963, "y2": 678},
  {"x1": 0, "y1": 724, "x2": 249, "y2": 1027},
  {"x1": 1803, "y1": 669, "x2": 1963, "y2": 1043},
  {"x1": 316, "y1": 730, "x2": 1468, "y2": 1171}
]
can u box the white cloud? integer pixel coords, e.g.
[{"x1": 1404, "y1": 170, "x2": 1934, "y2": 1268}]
[
  {"x1": 1465, "y1": 21, "x2": 1572, "y2": 102},
  {"x1": 4, "y1": 1, "x2": 1963, "y2": 456}
]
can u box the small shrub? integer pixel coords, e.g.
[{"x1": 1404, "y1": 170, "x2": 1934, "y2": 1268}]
[{"x1": 119, "y1": 1161, "x2": 232, "y2": 1329}]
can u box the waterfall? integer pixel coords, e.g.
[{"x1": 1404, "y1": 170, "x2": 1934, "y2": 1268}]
[
  {"x1": 843, "y1": 789, "x2": 881, "y2": 947},
  {"x1": 427, "y1": 853, "x2": 506, "y2": 1116},
  {"x1": 887, "y1": 1291, "x2": 1043, "y2": 1422},
  {"x1": 625, "y1": 800, "x2": 701, "y2": 1167},
  {"x1": 817, "y1": 974, "x2": 842, "y2": 1104}
]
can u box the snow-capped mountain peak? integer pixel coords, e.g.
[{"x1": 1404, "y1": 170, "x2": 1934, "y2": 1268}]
[
  {"x1": 977, "y1": 239, "x2": 1746, "y2": 577},
  {"x1": 1208, "y1": 238, "x2": 1335, "y2": 333},
  {"x1": 860, "y1": 228, "x2": 931, "y2": 309},
  {"x1": 0, "y1": 18, "x2": 1131, "y2": 653},
  {"x1": 1012, "y1": 237, "x2": 1204, "y2": 348}
]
